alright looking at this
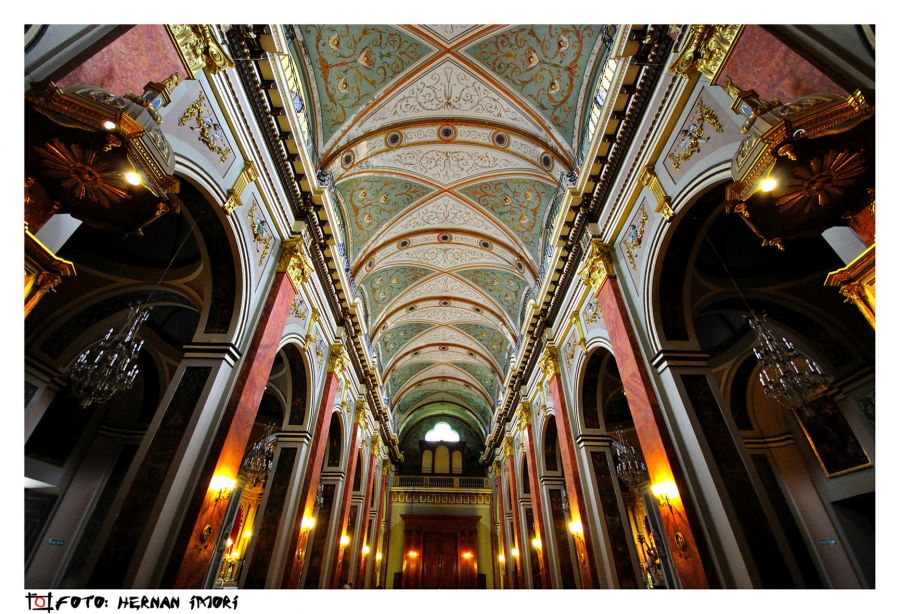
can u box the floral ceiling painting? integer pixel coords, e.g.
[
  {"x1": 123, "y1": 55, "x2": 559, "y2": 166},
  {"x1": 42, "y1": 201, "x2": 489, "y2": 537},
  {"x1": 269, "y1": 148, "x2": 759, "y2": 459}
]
[{"x1": 292, "y1": 24, "x2": 610, "y2": 442}]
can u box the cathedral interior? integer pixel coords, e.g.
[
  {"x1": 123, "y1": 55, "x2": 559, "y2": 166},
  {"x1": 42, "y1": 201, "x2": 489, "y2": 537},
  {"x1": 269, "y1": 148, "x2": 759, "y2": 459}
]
[{"x1": 23, "y1": 24, "x2": 876, "y2": 591}]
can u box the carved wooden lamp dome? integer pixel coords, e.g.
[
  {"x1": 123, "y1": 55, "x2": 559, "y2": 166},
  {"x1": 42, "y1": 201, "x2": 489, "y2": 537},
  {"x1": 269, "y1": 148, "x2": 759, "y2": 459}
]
[
  {"x1": 25, "y1": 80, "x2": 181, "y2": 236},
  {"x1": 724, "y1": 81, "x2": 874, "y2": 250}
]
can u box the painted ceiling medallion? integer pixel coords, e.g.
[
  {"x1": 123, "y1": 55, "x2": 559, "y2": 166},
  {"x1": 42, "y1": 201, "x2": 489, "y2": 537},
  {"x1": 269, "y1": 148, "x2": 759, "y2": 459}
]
[
  {"x1": 438, "y1": 125, "x2": 456, "y2": 140},
  {"x1": 540, "y1": 151, "x2": 554, "y2": 170},
  {"x1": 386, "y1": 130, "x2": 403, "y2": 147}
]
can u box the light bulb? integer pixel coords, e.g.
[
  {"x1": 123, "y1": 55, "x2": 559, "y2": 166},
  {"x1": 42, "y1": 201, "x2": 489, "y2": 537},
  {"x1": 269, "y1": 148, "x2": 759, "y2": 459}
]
[
  {"x1": 759, "y1": 177, "x2": 777, "y2": 192},
  {"x1": 102, "y1": 120, "x2": 117, "y2": 130},
  {"x1": 125, "y1": 171, "x2": 142, "y2": 186}
]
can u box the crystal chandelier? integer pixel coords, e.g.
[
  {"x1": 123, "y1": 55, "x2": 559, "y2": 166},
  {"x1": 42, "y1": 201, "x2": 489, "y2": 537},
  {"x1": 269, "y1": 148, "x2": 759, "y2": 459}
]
[
  {"x1": 747, "y1": 312, "x2": 831, "y2": 408},
  {"x1": 241, "y1": 424, "x2": 277, "y2": 488},
  {"x1": 613, "y1": 426, "x2": 649, "y2": 494},
  {"x1": 69, "y1": 304, "x2": 150, "y2": 408}
]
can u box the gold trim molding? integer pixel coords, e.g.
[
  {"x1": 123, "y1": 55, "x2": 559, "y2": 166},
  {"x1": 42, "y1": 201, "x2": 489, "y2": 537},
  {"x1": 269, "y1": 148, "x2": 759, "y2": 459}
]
[
  {"x1": 669, "y1": 25, "x2": 744, "y2": 82},
  {"x1": 167, "y1": 25, "x2": 235, "y2": 78},
  {"x1": 640, "y1": 166, "x2": 674, "y2": 220},
  {"x1": 825, "y1": 244, "x2": 875, "y2": 329},
  {"x1": 223, "y1": 163, "x2": 258, "y2": 214}
]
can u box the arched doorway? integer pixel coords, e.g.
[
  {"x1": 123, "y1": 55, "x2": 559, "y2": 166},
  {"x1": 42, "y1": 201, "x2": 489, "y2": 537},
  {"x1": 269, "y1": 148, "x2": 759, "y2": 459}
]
[
  {"x1": 648, "y1": 181, "x2": 874, "y2": 587},
  {"x1": 25, "y1": 177, "x2": 244, "y2": 589}
]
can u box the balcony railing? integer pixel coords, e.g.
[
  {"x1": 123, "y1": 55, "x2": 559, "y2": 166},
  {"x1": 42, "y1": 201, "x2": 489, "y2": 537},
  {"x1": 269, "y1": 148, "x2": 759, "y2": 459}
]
[{"x1": 394, "y1": 475, "x2": 488, "y2": 489}]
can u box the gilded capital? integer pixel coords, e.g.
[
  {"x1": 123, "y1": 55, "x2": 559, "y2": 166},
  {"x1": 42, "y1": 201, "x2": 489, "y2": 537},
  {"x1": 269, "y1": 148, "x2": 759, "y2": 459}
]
[
  {"x1": 167, "y1": 25, "x2": 235, "y2": 78},
  {"x1": 355, "y1": 402, "x2": 367, "y2": 425},
  {"x1": 502, "y1": 436, "x2": 515, "y2": 458},
  {"x1": 516, "y1": 402, "x2": 532, "y2": 431},
  {"x1": 540, "y1": 345, "x2": 560, "y2": 381},
  {"x1": 668, "y1": 25, "x2": 744, "y2": 81},
  {"x1": 371, "y1": 435, "x2": 381, "y2": 457},
  {"x1": 578, "y1": 240, "x2": 615, "y2": 291},
  {"x1": 327, "y1": 343, "x2": 348, "y2": 374},
  {"x1": 278, "y1": 239, "x2": 314, "y2": 292}
]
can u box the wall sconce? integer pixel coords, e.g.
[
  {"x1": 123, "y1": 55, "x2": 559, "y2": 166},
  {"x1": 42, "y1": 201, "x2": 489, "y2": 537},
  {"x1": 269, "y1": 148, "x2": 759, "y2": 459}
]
[
  {"x1": 651, "y1": 480, "x2": 679, "y2": 511},
  {"x1": 300, "y1": 515, "x2": 316, "y2": 531},
  {"x1": 510, "y1": 547, "x2": 520, "y2": 558},
  {"x1": 339, "y1": 534, "x2": 351, "y2": 547},
  {"x1": 209, "y1": 475, "x2": 236, "y2": 504},
  {"x1": 531, "y1": 537, "x2": 542, "y2": 550},
  {"x1": 568, "y1": 519, "x2": 584, "y2": 536}
]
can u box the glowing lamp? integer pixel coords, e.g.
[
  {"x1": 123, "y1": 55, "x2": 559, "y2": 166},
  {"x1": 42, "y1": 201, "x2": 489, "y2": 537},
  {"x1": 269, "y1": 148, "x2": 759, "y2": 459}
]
[
  {"x1": 243, "y1": 530, "x2": 252, "y2": 539},
  {"x1": 759, "y1": 177, "x2": 777, "y2": 193},
  {"x1": 651, "y1": 480, "x2": 679, "y2": 509},
  {"x1": 209, "y1": 475, "x2": 236, "y2": 503},
  {"x1": 406, "y1": 550, "x2": 419, "y2": 559},
  {"x1": 362, "y1": 545, "x2": 370, "y2": 555},
  {"x1": 510, "y1": 547, "x2": 519, "y2": 558},
  {"x1": 102, "y1": 120, "x2": 117, "y2": 130},
  {"x1": 339, "y1": 534, "x2": 351, "y2": 546},
  {"x1": 462, "y1": 551, "x2": 474, "y2": 560},
  {"x1": 301, "y1": 516, "x2": 316, "y2": 530},
  {"x1": 375, "y1": 552, "x2": 383, "y2": 561},
  {"x1": 568, "y1": 519, "x2": 584, "y2": 536},
  {"x1": 124, "y1": 171, "x2": 142, "y2": 186},
  {"x1": 225, "y1": 537, "x2": 233, "y2": 547},
  {"x1": 531, "y1": 537, "x2": 542, "y2": 550},
  {"x1": 498, "y1": 554, "x2": 505, "y2": 563}
]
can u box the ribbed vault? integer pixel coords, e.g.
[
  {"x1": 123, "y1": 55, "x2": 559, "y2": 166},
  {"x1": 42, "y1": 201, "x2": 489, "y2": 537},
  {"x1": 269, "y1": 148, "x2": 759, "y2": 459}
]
[{"x1": 291, "y1": 24, "x2": 613, "y2": 444}]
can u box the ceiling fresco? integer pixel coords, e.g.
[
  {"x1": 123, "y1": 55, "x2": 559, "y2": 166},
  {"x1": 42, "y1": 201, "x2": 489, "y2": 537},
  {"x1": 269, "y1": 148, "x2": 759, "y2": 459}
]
[{"x1": 292, "y1": 24, "x2": 609, "y2": 442}]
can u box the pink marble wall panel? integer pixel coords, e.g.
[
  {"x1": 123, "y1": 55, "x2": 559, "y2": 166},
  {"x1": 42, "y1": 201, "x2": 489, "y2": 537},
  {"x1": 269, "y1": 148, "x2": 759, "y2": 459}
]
[
  {"x1": 715, "y1": 25, "x2": 845, "y2": 102},
  {"x1": 57, "y1": 25, "x2": 187, "y2": 95}
]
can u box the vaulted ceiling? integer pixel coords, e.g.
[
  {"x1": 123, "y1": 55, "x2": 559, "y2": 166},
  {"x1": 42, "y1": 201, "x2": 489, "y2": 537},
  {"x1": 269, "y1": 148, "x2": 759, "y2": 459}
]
[{"x1": 290, "y1": 24, "x2": 613, "y2": 442}]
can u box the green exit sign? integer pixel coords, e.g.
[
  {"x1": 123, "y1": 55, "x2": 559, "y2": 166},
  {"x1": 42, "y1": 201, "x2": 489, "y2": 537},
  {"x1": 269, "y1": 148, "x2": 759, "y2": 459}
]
[{"x1": 48, "y1": 538, "x2": 64, "y2": 546}]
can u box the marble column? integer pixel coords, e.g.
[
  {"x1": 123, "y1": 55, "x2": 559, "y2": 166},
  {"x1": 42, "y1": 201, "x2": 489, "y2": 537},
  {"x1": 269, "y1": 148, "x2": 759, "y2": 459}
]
[
  {"x1": 354, "y1": 439, "x2": 379, "y2": 587},
  {"x1": 517, "y1": 403, "x2": 552, "y2": 588},
  {"x1": 171, "y1": 242, "x2": 309, "y2": 588},
  {"x1": 280, "y1": 343, "x2": 347, "y2": 588},
  {"x1": 582, "y1": 240, "x2": 710, "y2": 588},
  {"x1": 504, "y1": 438, "x2": 524, "y2": 588},
  {"x1": 492, "y1": 461, "x2": 511, "y2": 589},
  {"x1": 329, "y1": 404, "x2": 364, "y2": 587},
  {"x1": 540, "y1": 350, "x2": 596, "y2": 588},
  {"x1": 368, "y1": 465, "x2": 387, "y2": 588}
]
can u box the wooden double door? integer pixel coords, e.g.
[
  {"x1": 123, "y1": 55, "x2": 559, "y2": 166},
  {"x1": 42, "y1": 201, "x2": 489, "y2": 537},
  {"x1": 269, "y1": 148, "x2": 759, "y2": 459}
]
[{"x1": 400, "y1": 514, "x2": 479, "y2": 589}]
